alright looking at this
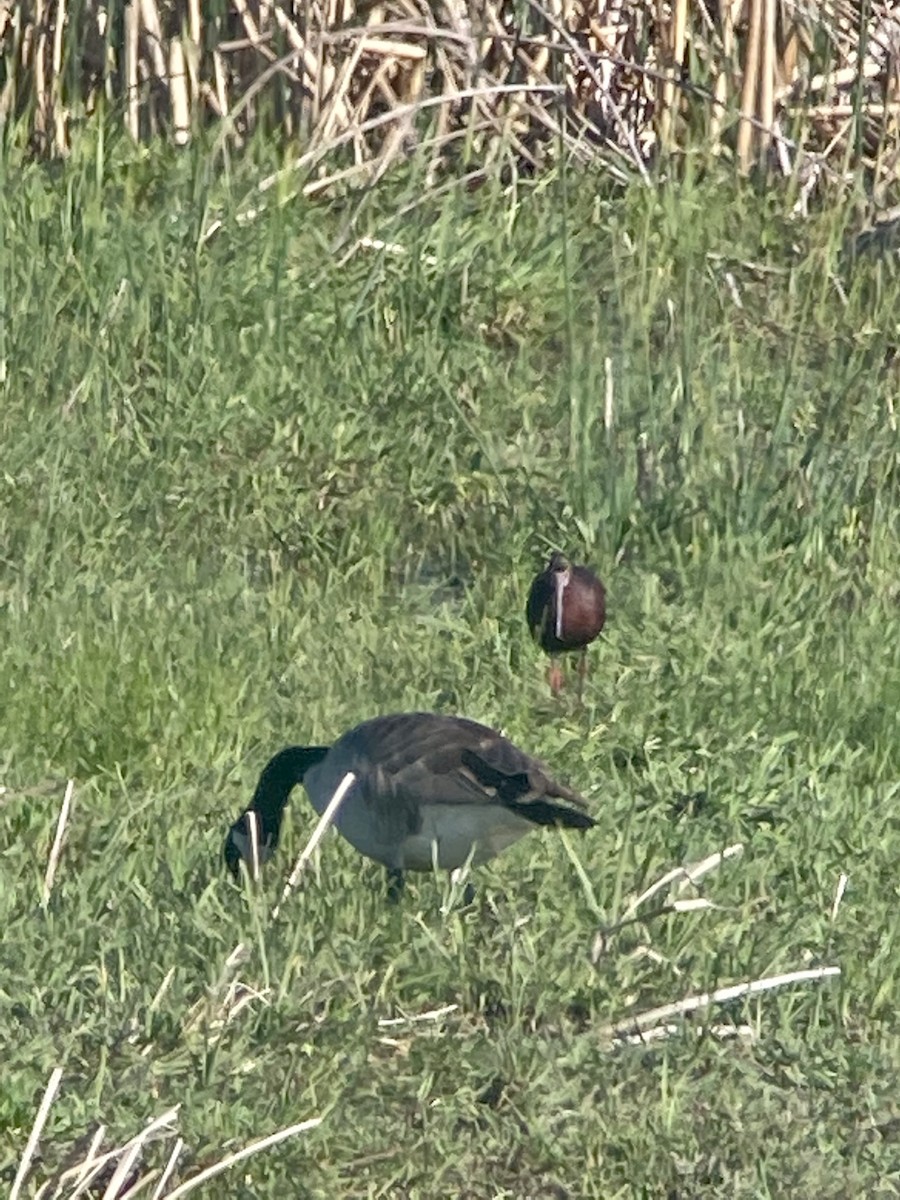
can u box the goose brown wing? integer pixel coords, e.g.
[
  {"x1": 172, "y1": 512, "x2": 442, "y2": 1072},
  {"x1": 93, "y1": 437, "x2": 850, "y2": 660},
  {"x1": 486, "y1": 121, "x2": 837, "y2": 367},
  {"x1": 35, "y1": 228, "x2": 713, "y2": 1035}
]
[
  {"x1": 457, "y1": 738, "x2": 594, "y2": 829},
  {"x1": 340, "y1": 713, "x2": 594, "y2": 831}
]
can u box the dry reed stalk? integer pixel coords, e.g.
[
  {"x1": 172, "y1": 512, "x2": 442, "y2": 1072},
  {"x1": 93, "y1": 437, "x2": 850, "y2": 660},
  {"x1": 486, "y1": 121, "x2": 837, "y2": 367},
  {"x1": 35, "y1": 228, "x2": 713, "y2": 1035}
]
[
  {"x1": 797, "y1": 101, "x2": 900, "y2": 119},
  {"x1": 33, "y1": 0, "x2": 48, "y2": 147},
  {"x1": 738, "y1": 0, "x2": 763, "y2": 170},
  {"x1": 709, "y1": 0, "x2": 738, "y2": 152},
  {"x1": 658, "y1": 0, "x2": 688, "y2": 151},
  {"x1": 831, "y1": 871, "x2": 849, "y2": 922},
  {"x1": 9, "y1": 1067, "x2": 63, "y2": 1200},
  {"x1": 378, "y1": 1004, "x2": 459, "y2": 1027},
  {"x1": 804, "y1": 60, "x2": 888, "y2": 100},
  {"x1": 317, "y1": 36, "x2": 369, "y2": 143},
  {"x1": 139, "y1": 0, "x2": 167, "y2": 83},
  {"x1": 41, "y1": 778, "x2": 74, "y2": 907},
  {"x1": 50, "y1": 1125, "x2": 107, "y2": 1200},
  {"x1": 100, "y1": 1138, "x2": 144, "y2": 1199},
  {"x1": 590, "y1": 842, "x2": 745, "y2": 962},
  {"x1": 125, "y1": 1, "x2": 139, "y2": 140},
  {"x1": 0, "y1": 6, "x2": 17, "y2": 125},
  {"x1": 613, "y1": 1021, "x2": 756, "y2": 1046},
  {"x1": 604, "y1": 966, "x2": 841, "y2": 1040},
  {"x1": 271, "y1": 769, "x2": 356, "y2": 917},
  {"x1": 247, "y1": 807, "x2": 261, "y2": 882},
  {"x1": 169, "y1": 37, "x2": 190, "y2": 144},
  {"x1": 776, "y1": 5, "x2": 802, "y2": 89},
  {"x1": 212, "y1": 48, "x2": 229, "y2": 119},
  {"x1": 624, "y1": 842, "x2": 744, "y2": 919},
  {"x1": 162, "y1": 1118, "x2": 323, "y2": 1199},
  {"x1": 51, "y1": 0, "x2": 67, "y2": 154},
  {"x1": 19, "y1": 1097, "x2": 319, "y2": 1200},
  {"x1": 759, "y1": 0, "x2": 776, "y2": 156},
  {"x1": 231, "y1": 0, "x2": 262, "y2": 49},
  {"x1": 67, "y1": 1110, "x2": 180, "y2": 1199},
  {"x1": 187, "y1": 0, "x2": 200, "y2": 48},
  {"x1": 150, "y1": 1138, "x2": 185, "y2": 1200},
  {"x1": 138, "y1": 0, "x2": 167, "y2": 140}
]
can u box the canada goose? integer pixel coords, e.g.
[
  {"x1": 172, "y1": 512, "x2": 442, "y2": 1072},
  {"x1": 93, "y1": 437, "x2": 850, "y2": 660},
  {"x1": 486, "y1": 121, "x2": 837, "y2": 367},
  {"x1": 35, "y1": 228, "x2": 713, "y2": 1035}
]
[
  {"x1": 526, "y1": 552, "x2": 606, "y2": 696},
  {"x1": 224, "y1": 712, "x2": 594, "y2": 894}
]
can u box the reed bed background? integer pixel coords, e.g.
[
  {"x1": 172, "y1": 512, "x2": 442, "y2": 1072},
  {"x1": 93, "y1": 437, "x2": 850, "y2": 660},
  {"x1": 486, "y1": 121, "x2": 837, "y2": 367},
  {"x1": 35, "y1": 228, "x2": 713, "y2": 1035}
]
[{"x1": 3, "y1": 0, "x2": 899, "y2": 201}]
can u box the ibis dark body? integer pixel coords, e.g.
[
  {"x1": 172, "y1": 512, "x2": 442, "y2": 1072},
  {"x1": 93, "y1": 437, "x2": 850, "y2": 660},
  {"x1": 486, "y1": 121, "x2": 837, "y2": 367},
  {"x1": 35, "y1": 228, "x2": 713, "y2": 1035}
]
[
  {"x1": 526, "y1": 552, "x2": 606, "y2": 694},
  {"x1": 224, "y1": 711, "x2": 595, "y2": 896}
]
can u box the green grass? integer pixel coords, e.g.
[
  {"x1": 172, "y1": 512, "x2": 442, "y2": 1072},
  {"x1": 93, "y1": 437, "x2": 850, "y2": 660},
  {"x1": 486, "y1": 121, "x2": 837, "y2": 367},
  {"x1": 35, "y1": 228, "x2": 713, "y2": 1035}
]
[{"x1": 1, "y1": 136, "x2": 899, "y2": 1198}]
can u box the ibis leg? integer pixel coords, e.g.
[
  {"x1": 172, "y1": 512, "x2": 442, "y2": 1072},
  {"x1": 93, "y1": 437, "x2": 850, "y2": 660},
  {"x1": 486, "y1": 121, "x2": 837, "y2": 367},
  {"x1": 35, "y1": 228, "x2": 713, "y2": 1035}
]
[
  {"x1": 548, "y1": 658, "x2": 564, "y2": 695},
  {"x1": 577, "y1": 648, "x2": 588, "y2": 700}
]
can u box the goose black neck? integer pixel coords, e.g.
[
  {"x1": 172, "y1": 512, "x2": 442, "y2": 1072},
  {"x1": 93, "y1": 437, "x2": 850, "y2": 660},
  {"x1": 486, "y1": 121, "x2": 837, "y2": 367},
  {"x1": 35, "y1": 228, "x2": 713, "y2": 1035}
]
[{"x1": 249, "y1": 745, "x2": 330, "y2": 825}]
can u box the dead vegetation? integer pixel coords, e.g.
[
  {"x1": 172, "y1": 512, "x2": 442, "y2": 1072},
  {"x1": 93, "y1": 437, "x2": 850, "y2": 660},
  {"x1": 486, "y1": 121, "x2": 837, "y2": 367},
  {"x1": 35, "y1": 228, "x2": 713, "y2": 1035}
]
[{"x1": 1, "y1": 0, "x2": 898, "y2": 204}]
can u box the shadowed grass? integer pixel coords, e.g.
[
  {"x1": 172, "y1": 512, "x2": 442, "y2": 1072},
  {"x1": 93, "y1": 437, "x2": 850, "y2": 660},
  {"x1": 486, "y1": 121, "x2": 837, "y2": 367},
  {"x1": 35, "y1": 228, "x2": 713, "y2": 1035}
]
[{"x1": 1, "y1": 139, "x2": 899, "y2": 1197}]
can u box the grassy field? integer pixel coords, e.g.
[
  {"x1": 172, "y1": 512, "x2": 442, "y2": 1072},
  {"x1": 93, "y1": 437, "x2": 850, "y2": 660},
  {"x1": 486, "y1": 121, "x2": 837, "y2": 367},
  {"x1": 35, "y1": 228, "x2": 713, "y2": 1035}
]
[{"x1": 1, "y1": 137, "x2": 899, "y2": 1198}]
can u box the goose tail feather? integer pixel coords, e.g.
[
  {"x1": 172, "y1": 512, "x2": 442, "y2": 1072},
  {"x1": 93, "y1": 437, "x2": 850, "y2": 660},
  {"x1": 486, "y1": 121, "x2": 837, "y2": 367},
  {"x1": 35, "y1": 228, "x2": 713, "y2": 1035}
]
[{"x1": 508, "y1": 800, "x2": 596, "y2": 830}]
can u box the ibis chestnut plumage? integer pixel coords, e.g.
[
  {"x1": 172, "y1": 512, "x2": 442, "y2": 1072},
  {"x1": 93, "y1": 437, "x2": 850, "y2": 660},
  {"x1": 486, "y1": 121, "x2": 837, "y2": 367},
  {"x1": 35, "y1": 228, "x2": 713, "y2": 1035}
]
[{"x1": 526, "y1": 552, "x2": 606, "y2": 695}]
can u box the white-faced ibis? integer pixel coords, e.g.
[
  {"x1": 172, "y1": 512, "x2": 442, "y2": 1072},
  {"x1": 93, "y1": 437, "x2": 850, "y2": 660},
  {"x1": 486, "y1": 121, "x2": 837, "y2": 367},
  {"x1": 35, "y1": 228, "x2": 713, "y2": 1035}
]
[{"x1": 526, "y1": 551, "x2": 606, "y2": 696}]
